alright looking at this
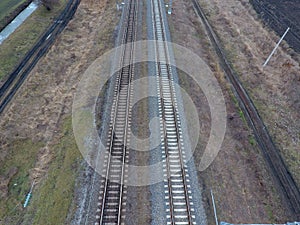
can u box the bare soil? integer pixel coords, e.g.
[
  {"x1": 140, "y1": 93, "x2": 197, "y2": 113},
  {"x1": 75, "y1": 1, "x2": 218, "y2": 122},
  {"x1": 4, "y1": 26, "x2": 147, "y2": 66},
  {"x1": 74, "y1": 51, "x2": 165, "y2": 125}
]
[{"x1": 167, "y1": 0, "x2": 297, "y2": 223}]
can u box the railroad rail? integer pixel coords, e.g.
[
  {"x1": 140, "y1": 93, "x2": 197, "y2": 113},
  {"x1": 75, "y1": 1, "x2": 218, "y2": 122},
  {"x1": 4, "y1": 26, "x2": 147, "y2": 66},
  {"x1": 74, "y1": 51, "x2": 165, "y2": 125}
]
[
  {"x1": 94, "y1": 0, "x2": 138, "y2": 224},
  {"x1": 192, "y1": 0, "x2": 300, "y2": 216},
  {"x1": 0, "y1": 0, "x2": 80, "y2": 114},
  {"x1": 151, "y1": 0, "x2": 196, "y2": 224}
]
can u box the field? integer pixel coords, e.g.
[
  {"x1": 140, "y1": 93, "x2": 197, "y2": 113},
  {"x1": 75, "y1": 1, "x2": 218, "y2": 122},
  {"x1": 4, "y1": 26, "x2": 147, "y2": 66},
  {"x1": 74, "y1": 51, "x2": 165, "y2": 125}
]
[
  {"x1": 196, "y1": 0, "x2": 300, "y2": 221},
  {"x1": 0, "y1": 0, "x2": 117, "y2": 223},
  {"x1": 250, "y1": 0, "x2": 300, "y2": 53},
  {"x1": 0, "y1": 0, "x2": 66, "y2": 81},
  {"x1": 0, "y1": 0, "x2": 28, "y2": 30}
]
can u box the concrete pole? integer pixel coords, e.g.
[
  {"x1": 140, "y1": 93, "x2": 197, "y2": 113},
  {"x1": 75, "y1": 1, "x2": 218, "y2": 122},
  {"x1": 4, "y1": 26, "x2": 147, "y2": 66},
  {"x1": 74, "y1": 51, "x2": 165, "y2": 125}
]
[
  {"x1": 263, "y1": 27, "x2": 290, "y2": 67},
  {"x1": 211, "y1": 190, "x2": 219, "y2": 225}
]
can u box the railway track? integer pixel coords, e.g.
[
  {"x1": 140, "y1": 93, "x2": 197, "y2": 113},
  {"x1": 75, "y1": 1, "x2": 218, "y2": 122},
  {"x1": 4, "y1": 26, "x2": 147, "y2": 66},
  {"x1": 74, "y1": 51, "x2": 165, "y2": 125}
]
[
  {"x1": 95, "y1": 0, "x2": 199, "y2": 223},
  {"x1": 0, "y1": 0, "x2": 80, "y2": 114},
  {"x1": 151, "y1": 0, "x2": 197, "y2": 224},
  {"x1": 94, "y1": 0, "x2": 138, "y2": 224},
  {"x1": 192, "y1": 0, "x2": 300, "y2": 216}
]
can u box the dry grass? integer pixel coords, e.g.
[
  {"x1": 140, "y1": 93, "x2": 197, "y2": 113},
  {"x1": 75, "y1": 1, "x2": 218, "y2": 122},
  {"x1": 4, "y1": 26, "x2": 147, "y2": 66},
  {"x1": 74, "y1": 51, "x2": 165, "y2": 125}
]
[
  {"x1": 0, "y1": 0, "x2": 66, "y2": 81},
  {"x1": 199, "y1": 0, "x2": 300, "y2": 190},
  {"x1": 0, "y1": 0, "x2": 118, "y2": 223},
  {"x1": 0, "y1": 0, "x2": 27, "y2": 28},
  {"x1": 167, "y1": 0, "x2": 293, "y2": 222},
  {"x1": 25, "y1": 117, "x2": 82, "y2": 225}
]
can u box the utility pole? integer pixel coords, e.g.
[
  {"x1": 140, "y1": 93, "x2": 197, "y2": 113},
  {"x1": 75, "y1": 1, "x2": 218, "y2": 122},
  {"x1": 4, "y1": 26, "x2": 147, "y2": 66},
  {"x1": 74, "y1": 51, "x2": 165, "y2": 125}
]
[
  {"x1": 263, "y1": 27, "x2": 290, "y2": 67},
  {"x1": 211, "y1": 190, "x2": 219, "y2": 225},
  {"x1": 23, "y1": 181, "x2": 35, "y2": 208}
]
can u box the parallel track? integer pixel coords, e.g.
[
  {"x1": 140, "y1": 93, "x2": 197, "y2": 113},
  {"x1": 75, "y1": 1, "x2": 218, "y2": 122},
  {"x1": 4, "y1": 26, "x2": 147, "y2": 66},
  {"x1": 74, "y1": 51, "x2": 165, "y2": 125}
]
[
  {"x1": 96, "y1": 0, "x2": 198, "y2": 223},
  {"x1": 151, "y1": 0, "x2": 196, "y2": 224},
  {"x1": 192, "y1": 0, "x2": 300, "y2": 216},
  {"x1": 95, "y1": 0, "x2": 138, "y2": 224},
  {"x1": 0, "y1": 0, "x2": 80, "y2": 114}
]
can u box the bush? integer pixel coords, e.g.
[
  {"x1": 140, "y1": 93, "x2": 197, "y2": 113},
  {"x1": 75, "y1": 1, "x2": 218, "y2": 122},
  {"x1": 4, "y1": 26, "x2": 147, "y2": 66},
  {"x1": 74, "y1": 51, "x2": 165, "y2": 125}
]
[{"x1": 40, "y1": 0, "x2": 59, "y2": 11}]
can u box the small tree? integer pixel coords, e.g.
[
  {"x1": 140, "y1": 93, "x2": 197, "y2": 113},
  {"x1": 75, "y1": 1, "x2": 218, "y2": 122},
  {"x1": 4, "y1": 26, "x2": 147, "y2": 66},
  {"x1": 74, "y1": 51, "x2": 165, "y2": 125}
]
[{"x1": 40, "y1": 0, "x2": 59, "y2": 11}]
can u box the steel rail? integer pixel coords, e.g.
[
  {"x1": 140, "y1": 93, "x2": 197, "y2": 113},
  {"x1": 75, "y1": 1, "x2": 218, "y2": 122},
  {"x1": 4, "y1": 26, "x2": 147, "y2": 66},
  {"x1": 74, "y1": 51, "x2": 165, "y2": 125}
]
[
  {"x1": 96, "y1": 0, "x2": 138, "y2": 224},
  {"x1": 151, "y1": 0, "x2": 196, "y2": 224}
]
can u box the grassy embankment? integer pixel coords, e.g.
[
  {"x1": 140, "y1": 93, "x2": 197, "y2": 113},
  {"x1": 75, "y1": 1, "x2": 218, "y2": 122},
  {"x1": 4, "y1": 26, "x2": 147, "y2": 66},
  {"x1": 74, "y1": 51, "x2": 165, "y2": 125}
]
[
  {"x1": 0, "y1": 117, "x2": 82, "y2": 225},
  {"x1": 0, "y1": 0, "x2": 66, "y2": 81},
  {"x1": 0, "y1": 0, "x2": 27, "y2": 29},
  {"x1": 0, "y1": 1, "x2": 83, "y2": 224},
  {"x1": 27, "y1": 117, "x2": 82, "y2": 225}
]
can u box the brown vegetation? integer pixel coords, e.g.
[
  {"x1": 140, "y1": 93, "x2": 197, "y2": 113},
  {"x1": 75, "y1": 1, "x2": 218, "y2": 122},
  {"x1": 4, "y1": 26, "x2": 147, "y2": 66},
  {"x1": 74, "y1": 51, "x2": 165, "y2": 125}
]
[
  {"x1": 41, "y1": 0, "x2": 59, "y2": 11},
  {"x1": 0, "y1": 0, "x2": 114, "y2": 223}
]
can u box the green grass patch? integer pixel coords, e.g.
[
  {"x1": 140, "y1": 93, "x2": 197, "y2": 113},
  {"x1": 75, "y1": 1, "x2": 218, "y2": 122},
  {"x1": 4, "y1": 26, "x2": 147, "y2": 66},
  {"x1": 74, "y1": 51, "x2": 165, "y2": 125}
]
[
  {"x1": 265, "y1": 204, "x2": 275, "y2": 222},
  {"x1": 27, "y1": 116, "x2": 81, "y2": 225},
  {"x1": 0, "y1": 139, "x2": 44, "y2": 222},
  {"x1": 238, "y1": 108, "x2": 247, "y2": 124},
  {"x1": 249, "y1": 135, "x2": 256, "y2": 146},
  {"x1": 0, "y1": 0, "x2": 27, "y2": 26},
  {"x1": 230, "y1": 92, "x2": 247, "y2": 124},
  {"x1": 0, "y1": 0, "x2": 67, "y2": 81}
]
